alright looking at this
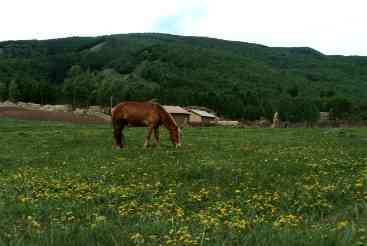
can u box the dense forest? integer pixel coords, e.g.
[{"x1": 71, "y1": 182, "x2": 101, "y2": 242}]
[{"x1": 0, "y1": 33, "x2": 367, "y2": 122}]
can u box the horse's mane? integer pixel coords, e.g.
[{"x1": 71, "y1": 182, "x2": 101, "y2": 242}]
[{"x1": 154, "y1": 104, "x2": 178, "y2": 129}]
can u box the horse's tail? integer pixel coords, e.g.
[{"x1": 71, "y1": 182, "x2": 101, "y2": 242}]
[
  {"x1": 111, "y1": 106, "x2": 116, "y2": 116},
  {"x1": 111, "y1": 103, "x2": 123, "y2": 130}
]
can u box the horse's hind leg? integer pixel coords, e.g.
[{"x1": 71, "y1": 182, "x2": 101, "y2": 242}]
[{"x1": 113, "y1": 122, "x2": 123, "y2": 149}]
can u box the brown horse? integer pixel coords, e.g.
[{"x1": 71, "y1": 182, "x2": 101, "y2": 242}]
[{"x1": 111, "y1": 101, "x2": 181, "y2": 148}]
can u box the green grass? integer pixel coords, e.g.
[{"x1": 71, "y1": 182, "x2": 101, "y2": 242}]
[{"x1": 0, "y1": 118, "x2": 367, "y2": 245}]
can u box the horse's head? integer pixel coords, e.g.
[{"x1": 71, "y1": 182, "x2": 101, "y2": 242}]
[{"x1": 170, "y1": 126, "x2": 181, "y2": 147}]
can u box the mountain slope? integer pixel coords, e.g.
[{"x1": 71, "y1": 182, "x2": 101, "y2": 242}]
[{"x1": 0, "y1": 33, "x2": 366, "y2": 119}]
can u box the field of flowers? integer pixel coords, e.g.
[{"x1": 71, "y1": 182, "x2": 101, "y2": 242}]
[{"x1": 0, "y1": 118, "x2": 367, "y2": 245}]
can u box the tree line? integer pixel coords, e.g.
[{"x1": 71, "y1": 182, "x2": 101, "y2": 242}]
[{"x1": 1, "y1": 64, "x2": 366, "y2": 124}]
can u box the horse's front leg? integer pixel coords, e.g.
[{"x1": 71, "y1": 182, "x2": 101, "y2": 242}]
[
  {"x1": 144, "y1": 126, "x2": 154, "y2": 148},
  {"x1": 154, "y1": 127, "x2": 160, "y2": 146}
]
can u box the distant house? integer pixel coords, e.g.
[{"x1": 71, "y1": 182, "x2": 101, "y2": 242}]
[
  {"x1": 319, "y1": 112, "x2": 330, "y2": 122},
  {"x1": 216, "y1": 120, "x2": 240, "y2": 126},
  {"x1": 188, "y1": 109, "x2": 217, "y2": 125},
  {"x1": 163, "y1": 105, "x2": 190, "y2": 127}
]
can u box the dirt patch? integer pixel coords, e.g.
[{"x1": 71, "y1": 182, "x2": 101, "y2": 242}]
[
  {"x1": 0, "y1": 107, "x2": 109, "y2": 124},
  {"x1": 0, "y1": 107, "x2": 27, "y2": 112}
]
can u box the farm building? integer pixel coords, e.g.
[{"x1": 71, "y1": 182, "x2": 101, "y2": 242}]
[
  {"x1": 163, "y1": 105, "x2": 190, "y2": 127},
  {"x1": 217, "y1": 120, "x2": 240, "y2": 126},
  {"x1": 319, "y1": 112, "x2": 330, "y2": 122},
  {"x1": 188, "y1": 109, "x2": 217, "y2": 125}
]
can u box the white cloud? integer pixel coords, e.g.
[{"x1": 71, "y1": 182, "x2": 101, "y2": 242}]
[
  {"x1": 1, "y1": 0, "x2": 196, "y2": 39},
  {"x1": 1, "y1": 0, "x2": 366, "y2": 55},
  {"x1": 179, "y1": 0, "x2": 367, "y2": 55}
]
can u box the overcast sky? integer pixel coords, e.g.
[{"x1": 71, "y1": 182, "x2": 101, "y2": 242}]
[{"x1": 1, "y1": 0, "x2": 367, "y2": 56}]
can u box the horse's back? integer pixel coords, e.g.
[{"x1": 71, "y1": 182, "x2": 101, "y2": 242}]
[{"x1": 112, "y1": 101, "x2": 161, "y2": 126}]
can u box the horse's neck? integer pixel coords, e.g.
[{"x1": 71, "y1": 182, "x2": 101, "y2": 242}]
[
  {"x1": 159, "y1": 107, "x2": 177, "y2": 130},
  {"x1": 162, "y1": 114, "x2": 177, "y2": 131}
]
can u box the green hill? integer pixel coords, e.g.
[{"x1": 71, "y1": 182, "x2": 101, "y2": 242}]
[{"x1": 1, "y1": 33, "x2": 366, "y2": 121}]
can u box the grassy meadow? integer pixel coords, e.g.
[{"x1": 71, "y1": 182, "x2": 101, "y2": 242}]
[{"x1": 0, "y1": 118, "x2": 367, "y2": 245}]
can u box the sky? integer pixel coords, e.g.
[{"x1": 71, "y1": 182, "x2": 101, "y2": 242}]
[{"x1": 1, "y1": 0, "x2": 367, "y2": 56}]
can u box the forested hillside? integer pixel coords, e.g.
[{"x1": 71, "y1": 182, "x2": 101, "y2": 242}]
[{"x1": 1, "y1": 33, "x2": 366, "y2": 121}]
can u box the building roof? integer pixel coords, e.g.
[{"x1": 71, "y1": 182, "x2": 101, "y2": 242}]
[
  {"x1": 189, "y1": 109, "x2": 216, "y2": 118},
  {"x1": 163, "y1": 105, "x2": 190, "y2": 115}
]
